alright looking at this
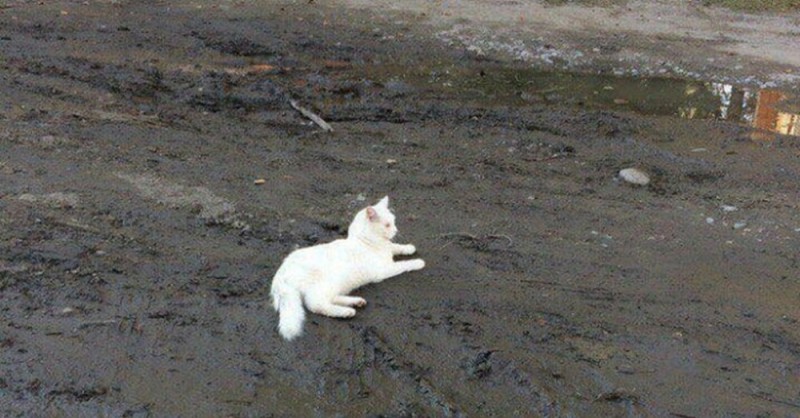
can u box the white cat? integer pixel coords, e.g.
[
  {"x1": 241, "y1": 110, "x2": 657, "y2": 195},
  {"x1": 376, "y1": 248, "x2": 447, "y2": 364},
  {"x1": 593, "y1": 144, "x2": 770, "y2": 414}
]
[{"x1": 270, "y1": 196, "x2": 425, "y2": 340}]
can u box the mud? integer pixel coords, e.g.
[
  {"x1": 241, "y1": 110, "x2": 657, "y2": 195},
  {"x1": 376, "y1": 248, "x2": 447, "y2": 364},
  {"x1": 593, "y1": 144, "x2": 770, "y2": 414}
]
[{"x1": 1, "y1": 1, "x2": 799, "y2": 417}]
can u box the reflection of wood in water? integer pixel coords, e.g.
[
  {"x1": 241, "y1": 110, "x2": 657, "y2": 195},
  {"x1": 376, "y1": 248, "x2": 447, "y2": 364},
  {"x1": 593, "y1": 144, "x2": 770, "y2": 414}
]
[
  {"x1": 753, "y1": 90, "x2": 783, "y2": 136},
  {"x1": 750, "y1": 89, "x2": 799, "y2": 140},
  {"x1": 727, "y1": 88, "x2": 745, "y2": 121},
  {"x1": 776, "y1": 112, "x2": 798, "y2": 136}
]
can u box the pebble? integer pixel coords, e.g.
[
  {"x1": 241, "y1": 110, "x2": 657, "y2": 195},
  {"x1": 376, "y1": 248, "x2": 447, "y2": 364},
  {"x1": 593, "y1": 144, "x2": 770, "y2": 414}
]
[
  {"x1": 721, "y1": 205, "x2": 737, "y2": 212},
  {"x1": 733, "y1": 222, "x2": 747, "y2": 230},
  {"x1": 386, "y1": 159, "x2": 397, "y2": 165},
  {"x1": 254, "y1": 179, "x2": 266, "y2": 185},
  {"x1": 619, "y1": 168, "x2": 650, "y2": 186},
  {"x1": 706, "y1": 217, "x2": 715, "y2": 224}
]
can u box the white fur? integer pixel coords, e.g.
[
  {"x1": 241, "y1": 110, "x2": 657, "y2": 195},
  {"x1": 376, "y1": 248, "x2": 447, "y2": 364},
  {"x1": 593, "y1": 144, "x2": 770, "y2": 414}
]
[{"x1": 270, "y1": 196, "x2": 425, "y2": 340}]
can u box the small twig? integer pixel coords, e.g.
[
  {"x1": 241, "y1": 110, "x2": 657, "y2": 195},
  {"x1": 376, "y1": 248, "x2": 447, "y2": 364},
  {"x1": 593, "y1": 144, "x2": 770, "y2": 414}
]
[
  {"x1": 435, "y1": 232, "x2": 513, "y2": 250},
  {"x1": 75, "y1": 319, "x2": 118, "y2": 330},
  {"x1": 751, "y1": 392, "x2": 800, "y2": 409},
  {"x1": 289, "y1": 99, "x2": 333, "y2": 132},
  {"x1": 437, "y1": 240, "x2": 457, "y2": 250},
  {"x1": 0, "y1": 357, "x2": 39, "y2": 365},
  {"x1": 438, "y1": 232, "x2": 479, "y2": 241},
  {"x1": 51, "y1": 218, "x2": 103, "y2": 234},
  {"x1": 486, "y1": 234, "x2": 514, "y2": 246},
  {"x1": 528, "y1": 153, "x2": 572, "y2": 163},
  {"x1": 436, "y1": 232, "x2": 476, "y2": 250},
  {"x1": 529, "y1": 86, "x2": 566, "y2": 95}
]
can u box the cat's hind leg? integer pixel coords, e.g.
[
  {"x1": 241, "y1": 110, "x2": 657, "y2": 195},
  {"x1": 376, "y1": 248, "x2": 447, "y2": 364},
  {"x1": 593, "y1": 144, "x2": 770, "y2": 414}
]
[
  {"x1": 305, "y1": 292, "x2": 356, "y2": 318},
  {"x1": 333, "y1": 295, "x2": 367, "y2": 308}
]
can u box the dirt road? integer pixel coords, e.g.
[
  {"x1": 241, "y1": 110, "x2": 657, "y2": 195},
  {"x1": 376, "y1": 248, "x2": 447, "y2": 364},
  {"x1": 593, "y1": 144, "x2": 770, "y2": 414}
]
[{"x1": 1, "y1": 1, "x2": 799, "y2": 416}]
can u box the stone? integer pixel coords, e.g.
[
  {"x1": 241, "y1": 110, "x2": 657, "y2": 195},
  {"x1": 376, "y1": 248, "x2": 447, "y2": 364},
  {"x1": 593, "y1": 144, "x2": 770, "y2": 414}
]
[{"x1": 619, "y1": 168, "x2": 650, "y2": 186}]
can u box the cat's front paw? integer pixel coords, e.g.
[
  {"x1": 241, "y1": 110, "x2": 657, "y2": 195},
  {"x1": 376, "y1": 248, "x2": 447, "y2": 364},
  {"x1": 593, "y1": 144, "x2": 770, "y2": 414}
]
[
  {"x1": 402, "y1": 244, "x2": 417, "y2": 255},
  {"x1": 408, "y1": 259, "x2": 425, "y2": 271}
]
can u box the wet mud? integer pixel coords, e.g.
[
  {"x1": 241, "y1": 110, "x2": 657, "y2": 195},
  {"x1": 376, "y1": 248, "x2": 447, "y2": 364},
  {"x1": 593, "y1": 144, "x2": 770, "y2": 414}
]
[{"x1": 1, "y1": 1, "x2": 799, "y2": 417}]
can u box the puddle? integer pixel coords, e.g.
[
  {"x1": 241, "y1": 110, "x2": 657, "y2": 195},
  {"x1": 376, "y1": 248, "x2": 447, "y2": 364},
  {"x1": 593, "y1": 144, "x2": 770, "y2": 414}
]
[
  {"x1": 363, "y1": 65, "x2": 799, "y2": 138},
  {"x1": 457, "y1": 68, "x2": 800, "y2": 138}
]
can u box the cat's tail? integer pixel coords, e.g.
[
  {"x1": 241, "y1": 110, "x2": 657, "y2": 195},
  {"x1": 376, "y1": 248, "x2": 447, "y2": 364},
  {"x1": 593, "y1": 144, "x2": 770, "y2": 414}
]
[{"x1": 271, "y1": 280, "x2": 305, "y2": 341}]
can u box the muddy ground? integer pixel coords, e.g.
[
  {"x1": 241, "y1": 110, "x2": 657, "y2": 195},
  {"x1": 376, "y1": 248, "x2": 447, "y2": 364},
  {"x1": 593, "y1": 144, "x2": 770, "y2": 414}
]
[{"x1": 1, "y1": 1, "x2": 799, "y2": 417}]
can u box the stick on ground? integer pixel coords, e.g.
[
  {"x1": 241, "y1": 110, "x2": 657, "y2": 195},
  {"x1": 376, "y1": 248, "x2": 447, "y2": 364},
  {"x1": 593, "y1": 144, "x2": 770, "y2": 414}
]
[{"x1": 290, "y1": 99, "x2": 333, "y2": 132}]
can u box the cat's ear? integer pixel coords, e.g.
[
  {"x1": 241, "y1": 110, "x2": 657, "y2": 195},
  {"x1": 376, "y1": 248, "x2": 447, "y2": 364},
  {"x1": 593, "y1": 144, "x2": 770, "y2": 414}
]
[
  {"x1": 366, "y1": 206, "x2": 379, "y2": 222},
  {"x1": 377, "y1": 196, "x2": 389, "y2": 208}
]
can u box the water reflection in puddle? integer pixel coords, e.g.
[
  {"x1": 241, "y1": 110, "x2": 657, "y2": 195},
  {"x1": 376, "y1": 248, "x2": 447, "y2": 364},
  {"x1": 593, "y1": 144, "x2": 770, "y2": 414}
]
[
  {"x1": 691, "y1": 83, "x2": 798, "y2": 139},
  {"x1": 749, "y1": 89, "x2": 799, "y2": 139},
  {"x1": 360, "y1": 64, "x2": 798, "y2": 138},
  {"x1": 447, "y1": 69, "x2": 800, "y2": 139}
]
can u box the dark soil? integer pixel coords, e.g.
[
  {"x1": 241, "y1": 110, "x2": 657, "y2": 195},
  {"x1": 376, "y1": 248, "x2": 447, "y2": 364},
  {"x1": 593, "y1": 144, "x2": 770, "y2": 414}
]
[{"x1": 1, "y1": 2, "x2": 799, "y2": 417}]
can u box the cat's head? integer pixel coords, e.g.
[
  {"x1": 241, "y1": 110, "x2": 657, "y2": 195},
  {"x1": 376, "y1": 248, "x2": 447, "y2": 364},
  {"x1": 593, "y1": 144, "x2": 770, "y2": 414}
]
[
  {"x1": 350, "y1": 196, "x2": 398, "y2": 241},
  {"x1": 366, "y1": 196, "x2": 397, "y2": 240}
]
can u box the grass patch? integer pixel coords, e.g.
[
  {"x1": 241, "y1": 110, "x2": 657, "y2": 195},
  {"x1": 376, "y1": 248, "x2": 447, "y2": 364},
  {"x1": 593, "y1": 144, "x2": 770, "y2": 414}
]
[
  {"x1": 543, "y1": 0, "x2": 800, "y2": 12},
  {"x1": 702, "y1": 0, "x2": 800, "y2": 12}
]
